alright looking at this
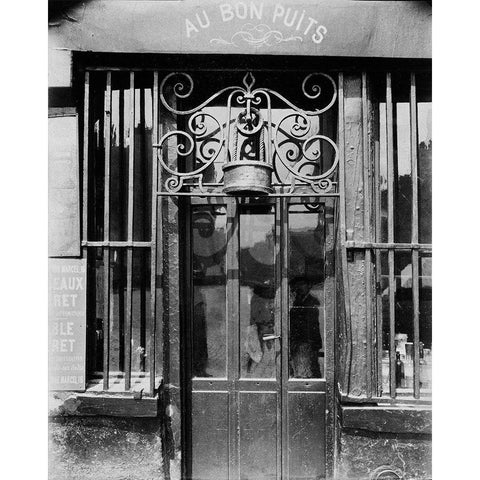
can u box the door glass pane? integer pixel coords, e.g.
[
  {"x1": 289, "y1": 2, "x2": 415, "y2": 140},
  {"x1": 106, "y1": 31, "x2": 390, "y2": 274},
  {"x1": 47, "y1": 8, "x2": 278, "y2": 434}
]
[
  {"x1": 288, "y1": 204, "x2": 325, "y2": 379},
  {"x1": 192, "y1": 205, "x2": 227, "y2": 378},
  {"x1": 240, "y1": 205, "x2": 276, "y2": 379}
]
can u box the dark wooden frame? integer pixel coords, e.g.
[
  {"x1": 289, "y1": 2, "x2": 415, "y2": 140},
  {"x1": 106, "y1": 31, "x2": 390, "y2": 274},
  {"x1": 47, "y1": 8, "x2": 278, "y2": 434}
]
[{"x1": 181, "y1": 195, "x2": 336, "y2": 480}]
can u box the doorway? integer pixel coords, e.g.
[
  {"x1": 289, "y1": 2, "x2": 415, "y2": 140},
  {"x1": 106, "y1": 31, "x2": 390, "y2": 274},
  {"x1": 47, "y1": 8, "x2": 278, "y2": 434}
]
[{"x1": 183, "y1": 196, "x2": 331, "y2": 480}]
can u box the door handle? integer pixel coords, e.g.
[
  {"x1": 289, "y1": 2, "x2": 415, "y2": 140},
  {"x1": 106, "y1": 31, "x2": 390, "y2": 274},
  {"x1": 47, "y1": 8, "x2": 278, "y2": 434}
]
[{"x1": 262, "y1": 334, "x2": 281, "y2": 341}]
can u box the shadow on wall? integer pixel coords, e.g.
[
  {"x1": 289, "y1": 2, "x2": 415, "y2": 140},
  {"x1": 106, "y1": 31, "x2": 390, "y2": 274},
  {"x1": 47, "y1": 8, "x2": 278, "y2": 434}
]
[
  {"x1": 49, "y1": 416, "x2": 164, "y2": 480},
  {"x1": 49, "y1": 0, "x2": 85, "y2": 23}
]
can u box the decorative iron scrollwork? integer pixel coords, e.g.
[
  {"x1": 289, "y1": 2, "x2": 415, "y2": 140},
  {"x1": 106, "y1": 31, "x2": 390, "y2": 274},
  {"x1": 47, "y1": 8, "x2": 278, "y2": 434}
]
[{"x1": 153, "y1": 71, "x2": 339, "y2": 196}]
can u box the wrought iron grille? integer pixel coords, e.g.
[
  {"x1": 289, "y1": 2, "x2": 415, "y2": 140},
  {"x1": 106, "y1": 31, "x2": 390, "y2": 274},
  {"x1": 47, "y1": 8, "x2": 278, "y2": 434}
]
[{"x1": 154, "y1": 71, "x2": 339, "y2": 196}]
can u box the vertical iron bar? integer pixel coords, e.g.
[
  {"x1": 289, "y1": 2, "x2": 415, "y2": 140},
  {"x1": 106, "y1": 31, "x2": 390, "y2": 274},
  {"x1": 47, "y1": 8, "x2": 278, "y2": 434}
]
[
  {"x1": 103, "y1": 248, "x2": 111, "y2": 390},
  {"x1": 410, "y1": 72, "x2": 421, "y2": 398},
  {"x1": 82, "y1": 73, "x2": 92, "y2": 376},
  {"x1": 150, "y1": 71, "x2": 159, "y2": 395},
  {"x1": 125, "y1": 248, "x2": 133, "y2": 390},
  {"x1": 227, "y1": 198, "x2": 239, "y2": 479},
  {"x1": 102, "y1": 72, "x2": 112, "y2": 390},
  {"x1": 280, "y1": 197, "x2": 289, "y2": 480},
  {"x1": 83, "y1": 72, "x2": 90, "y2": 242},
  {"x1": 125, "y1": 72, "x2": 135, "y2": 390},
  {"x1": 386, "y1": 73, "x2": 396, "y2": 397},
  {"x1": 362, "y1": 72, "x2": 373, "y2": 398},
  {"x1": 104, "y1": 72, "x2": 112, "y2": 242}
]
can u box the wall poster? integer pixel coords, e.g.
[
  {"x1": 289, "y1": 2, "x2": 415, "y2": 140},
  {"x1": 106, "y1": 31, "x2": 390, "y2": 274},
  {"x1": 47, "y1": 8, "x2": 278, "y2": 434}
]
[{"x1": 49, "y1": 258, "x2": 87, "y2": 391}]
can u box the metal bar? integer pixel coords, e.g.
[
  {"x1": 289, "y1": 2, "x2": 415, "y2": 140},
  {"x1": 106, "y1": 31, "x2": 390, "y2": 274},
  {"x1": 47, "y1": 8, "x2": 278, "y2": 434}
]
[
  {"x1": 386, "y1": 73, "x2": 396, "y2": 398},
  {"x1": 280, "y1": 197, "x2": 289, "y2": 480},
  {"x1": 82, "y1": 241, "x2": 151, "y2": 248},
  {"x1": 102, "y1": 72, "x2": 112, "y2": 390},
  {"x1": 104, "y1": 72, "x2": 112, "y2": 242},
  {"x1": 83, "y1": 72, "x2": 90, "y2": 242},
  {"x1": 125, "y1": 248, "x2": 133, "y2": 390},
  {"x1": 149, "y1": 71, "x2": 159, "y2": 395},
  {"x1": 156, "y1": 191, "x2": 340, "y2": 198},
  {"x1": 123, "y1": 72, "x2": 136, "y2": 391},
  {"x1": 410, "y1": 73, "x2": 419, "y2": 245},
  {"x1": 128, "y1": 72, "x2": 135, "y2": 242},
  {"x1": 345, "y1": 241, "x2": 432, "y2": 251},
  {"x1": 362, "y1": 72, "x2": 373, "y2": 398},
  {"x1": 275, "y1": 197, "x2": 285, "y2": 480},
  {"x1": 410, "y1": 73, "x2": 421, "y2": 399},
  {"x1": 386, "y1": 73, "x2": 394, "y2": 245},
  {"x1": 412, "y1": 250, "x2": 420, "y2": 398},
  {"x1": 388, "y1": 249, "x2": 396, "y2": 398},
  {"x1": 103, "y1": 247, "x2": 111, "y2": 390},
  {"x1": 227, "y1": 198, "x2": 240, "y2": 479}
]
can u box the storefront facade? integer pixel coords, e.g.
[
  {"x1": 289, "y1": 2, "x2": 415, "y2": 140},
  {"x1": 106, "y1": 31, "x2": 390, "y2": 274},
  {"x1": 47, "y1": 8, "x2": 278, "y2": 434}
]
[{"x1": 48, "y1": 2, "x2": 432, "y2": 479}]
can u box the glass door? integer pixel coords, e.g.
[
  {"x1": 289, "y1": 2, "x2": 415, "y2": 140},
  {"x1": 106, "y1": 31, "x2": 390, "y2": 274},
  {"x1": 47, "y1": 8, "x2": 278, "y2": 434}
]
[{"x1": 184, "y1": 197, "x2": 327, "y2": 480}]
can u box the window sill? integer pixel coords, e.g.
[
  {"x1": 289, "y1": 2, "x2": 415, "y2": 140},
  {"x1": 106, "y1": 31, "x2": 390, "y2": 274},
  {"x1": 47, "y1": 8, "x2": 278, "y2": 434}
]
[
  {"x1": 340, "y1": 404, "x2": 432, "y2": 434},
  {"x1": 48, "y1": 390, "x2": 159, "y2": 418}
]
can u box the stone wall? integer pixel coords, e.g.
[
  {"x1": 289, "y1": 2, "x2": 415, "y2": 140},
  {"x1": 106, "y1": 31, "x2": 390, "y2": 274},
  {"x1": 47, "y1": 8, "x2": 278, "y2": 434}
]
[
  {"x1": 336, "y1": 429, "x2": 432, "y2": 480},
  {"x1": 49, "y1": 416, "x2": 164, "y2": 480}
]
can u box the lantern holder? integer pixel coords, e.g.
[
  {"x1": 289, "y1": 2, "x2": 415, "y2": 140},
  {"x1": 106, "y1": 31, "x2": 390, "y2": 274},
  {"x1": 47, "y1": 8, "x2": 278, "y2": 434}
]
[{"x1": 153, "y1": 71, "x2": 339, "y2": 197}]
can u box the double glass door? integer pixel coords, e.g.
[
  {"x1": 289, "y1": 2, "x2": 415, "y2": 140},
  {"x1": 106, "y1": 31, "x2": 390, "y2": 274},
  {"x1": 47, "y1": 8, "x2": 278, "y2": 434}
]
[{"x1": 184, "y1": 197, "x2": 328, "y2": 480}]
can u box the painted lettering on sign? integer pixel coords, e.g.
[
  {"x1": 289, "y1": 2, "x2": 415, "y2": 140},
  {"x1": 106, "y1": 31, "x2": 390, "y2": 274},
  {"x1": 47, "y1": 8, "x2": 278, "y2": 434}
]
[
  {"x1": 49, "y1": 258, "x2": 87, "y2": 391},
  {"x1": 185, "y1": 2, "x2": 327, "y2": 47}
]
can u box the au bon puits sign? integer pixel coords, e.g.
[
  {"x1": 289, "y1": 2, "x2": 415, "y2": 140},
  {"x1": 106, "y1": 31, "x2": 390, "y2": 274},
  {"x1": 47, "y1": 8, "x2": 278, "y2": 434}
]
[{"x1": 185, "y1": 1, "x2": 327, "y2": 47}]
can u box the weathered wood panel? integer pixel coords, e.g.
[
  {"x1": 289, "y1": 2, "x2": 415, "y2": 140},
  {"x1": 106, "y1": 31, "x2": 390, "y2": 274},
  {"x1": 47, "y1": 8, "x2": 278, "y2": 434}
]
[
  {"x1": 49, "y1": 393, "x2": 158, "y2": 417},
  {"x1": 239, "y1": 391, "x2": 278, "y2": 480},
  {"x1": 288, "y1": 392, "x2": 326, "y2": 480},
  {"x1": 191, "y1": 391, "x2": 229, "y2": 479},
  {"x1": 341, "y1": 405, "x2": 432, "y2": 434},
  {"x1": 48, "y1": 115, "x2": 81, "y2": 257},
  {"x1": 343, "y1": 75, "x2": 367, "y2": 397}
]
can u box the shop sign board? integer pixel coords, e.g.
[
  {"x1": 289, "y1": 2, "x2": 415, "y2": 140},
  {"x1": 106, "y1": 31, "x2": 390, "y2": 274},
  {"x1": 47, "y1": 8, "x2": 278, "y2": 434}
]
[
  {"x1": 49, "y1": 0, "x2": 431, "y2": 59},
  {"x1": 49, "y1": 258, "x2": 87, "y2": 391},
  {"x1": 48, "y1": 115, "x2": 81, "y2": 257}
]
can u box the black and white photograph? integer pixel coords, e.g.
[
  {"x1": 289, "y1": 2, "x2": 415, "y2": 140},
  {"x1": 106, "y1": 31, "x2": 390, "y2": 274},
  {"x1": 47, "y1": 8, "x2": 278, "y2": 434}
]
[
  {"x1": 12, "y1": 1, "x2": 475, "y2": 479},
  {"x1": 44, "y1": 1, "x2": 433, "y2": 479}
]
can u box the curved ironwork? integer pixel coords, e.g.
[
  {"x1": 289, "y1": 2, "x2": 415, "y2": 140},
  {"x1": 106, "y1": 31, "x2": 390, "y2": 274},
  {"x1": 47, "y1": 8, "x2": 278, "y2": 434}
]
[{"x1": 153, "y1": 71, "x2": 339, "y2": 195}]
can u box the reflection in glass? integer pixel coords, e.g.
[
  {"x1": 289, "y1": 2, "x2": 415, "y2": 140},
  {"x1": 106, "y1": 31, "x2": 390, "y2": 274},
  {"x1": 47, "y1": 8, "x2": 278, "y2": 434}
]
[
  {"x1": 288, "y1": 204, "x2": 324, "y2": 379},
  {"x1": 240, "y1": 205, "x2": 276, "y2": 379},
  {"x1": 192, "y1": 206, "x2": 227, "y2": 378},
  {"x1": 419, "y1": 254, "x2": 432, "y2": 392},
  {"x1": 418, "y1": 102, "x2": 432, "y2": 244}
]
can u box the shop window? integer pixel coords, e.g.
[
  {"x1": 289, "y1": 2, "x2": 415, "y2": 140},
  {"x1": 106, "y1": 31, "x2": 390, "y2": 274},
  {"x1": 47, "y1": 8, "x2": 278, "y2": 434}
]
[
  {"x1": 372, "y1": 71, "x2": 432, "y2": 399},
  {"x1": 83, "y1": 71, "x2": 156, "y2": 394}
]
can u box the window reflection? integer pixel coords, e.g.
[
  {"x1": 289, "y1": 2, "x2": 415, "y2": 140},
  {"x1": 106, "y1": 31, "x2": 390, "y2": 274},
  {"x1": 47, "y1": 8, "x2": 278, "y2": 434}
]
[
  {"x1": 192, "y1": 206, "x2": 227, "y2": 378},
  {"x1": 240, "y1": 205, "x2": 276, "y2": 379},
  {"x1": 288, "y1": 204, "x2": 325, "y2": 379}
]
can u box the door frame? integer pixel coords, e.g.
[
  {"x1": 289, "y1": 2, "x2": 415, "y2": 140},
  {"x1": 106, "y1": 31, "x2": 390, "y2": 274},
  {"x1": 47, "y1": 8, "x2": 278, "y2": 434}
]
[{"x1": 180, "y1": 195, "x2": 337, "y2": 480}]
